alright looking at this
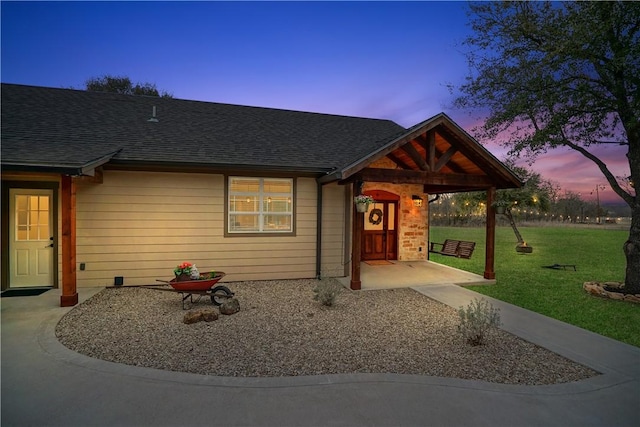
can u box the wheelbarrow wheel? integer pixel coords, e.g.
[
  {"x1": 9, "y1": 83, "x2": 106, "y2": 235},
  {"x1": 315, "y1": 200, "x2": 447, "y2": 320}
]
[{"x1": 210, "y1": 285, "x2": 232, "y2": 306}]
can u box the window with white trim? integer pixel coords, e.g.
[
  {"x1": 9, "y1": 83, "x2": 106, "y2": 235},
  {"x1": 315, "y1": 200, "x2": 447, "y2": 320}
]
[{"x1": 228, "y1": 177, "x2": 293, "y2": 233}]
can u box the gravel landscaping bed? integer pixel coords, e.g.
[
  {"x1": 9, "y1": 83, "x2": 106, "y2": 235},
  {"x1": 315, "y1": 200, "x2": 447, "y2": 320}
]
[{"x1": 56, "y1": 279, "x2": 599, "y2": 385}]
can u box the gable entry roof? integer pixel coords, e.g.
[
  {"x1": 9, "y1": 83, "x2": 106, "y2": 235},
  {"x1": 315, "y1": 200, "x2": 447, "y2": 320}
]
[
  {"x1": 1, "y1": 83, "x2": 520, "y2": 192},
  {"x1": 319, "y1": 113, "x2": 522, "y2": 192}
]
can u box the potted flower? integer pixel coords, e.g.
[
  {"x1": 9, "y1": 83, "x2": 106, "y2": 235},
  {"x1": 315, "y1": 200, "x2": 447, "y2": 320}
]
[
  {"x1": 174, "y1": 262, "x2": 196, "y2": 281},
  {"x1": 354, "y1": 194, "x2": 374, "y2": 213}
]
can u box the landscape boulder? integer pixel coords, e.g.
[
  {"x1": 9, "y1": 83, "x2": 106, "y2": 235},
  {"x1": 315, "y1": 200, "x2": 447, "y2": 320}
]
[
  {"x1": 220, "y1": 298, "x2": 240, "y2": 315},
  {"x1": 583, "y1": 281, "x2": 640, "y2": 304},
  {"x1": 183, "y1": 309, "x2": 219, "y2": 324}
]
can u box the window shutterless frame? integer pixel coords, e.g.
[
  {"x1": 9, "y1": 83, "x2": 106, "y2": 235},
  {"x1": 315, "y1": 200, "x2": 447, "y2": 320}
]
[{"x1": 226, "y1": 177, "x2": 295, "y2": 235}]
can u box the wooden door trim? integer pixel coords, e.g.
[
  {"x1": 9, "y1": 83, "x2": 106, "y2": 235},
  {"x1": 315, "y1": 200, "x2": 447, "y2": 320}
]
[
  {"x1": 361, "y1": 193, "x2": 399, "y2": 261},
  {"x1": 1, "y1": 181, "x2": 59, "y2": 291}
]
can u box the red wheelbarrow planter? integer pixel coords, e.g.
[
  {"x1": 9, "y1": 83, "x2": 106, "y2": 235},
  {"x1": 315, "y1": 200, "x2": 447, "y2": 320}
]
[{"x1": 151, "y1": 272, "x2": 234, "y2": 310}]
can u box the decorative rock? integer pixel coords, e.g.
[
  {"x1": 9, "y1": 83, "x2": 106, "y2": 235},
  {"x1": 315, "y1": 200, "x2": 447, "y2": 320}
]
[
  {"x1": 220, "y1": 298, "x2": 240, "y2": 315},
  {"x1": 608, "y1": 291, "x2": 624, "y2": 300},
  {"x1": 625, "y1": 294, "x2": 640, "y2": 303},
  {"x1": 582, "y1": 282, "x2": 639, "y2": 304},
  {"x1": 583, "y1": 282, "x2": 603, "y2": 296},
  {"x1": 201, "y1": 309, "x2": 218, "y2": 322},
  {"x1": 183, "y1": 309, "x2": 219, "y2": 324},
  {"x1": 603, "y1": 281, "x2": 624, "y2": 289},
  {"x1": 183, "y1": 311, "x2": 203, "y2": 324}
]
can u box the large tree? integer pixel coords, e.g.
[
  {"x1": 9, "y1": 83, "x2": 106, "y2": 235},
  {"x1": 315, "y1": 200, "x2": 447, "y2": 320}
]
[
  {"x1": 455, "y1": 1, "x2": 639, "y2": 292},
  {"x1": 85, "y1": 75, "x2": 172, "y2": 97}
]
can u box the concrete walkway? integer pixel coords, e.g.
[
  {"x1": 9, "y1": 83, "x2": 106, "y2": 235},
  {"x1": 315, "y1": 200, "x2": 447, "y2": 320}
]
[
  {"x1": 2, "y1": 286, "x2": 639, "y2": 427},
  {"x1": 341, "y1": 260, "x2": 495, "y2": 290}
]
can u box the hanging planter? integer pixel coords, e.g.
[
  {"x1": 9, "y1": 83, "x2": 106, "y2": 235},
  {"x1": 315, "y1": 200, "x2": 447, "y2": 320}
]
[
  {"x1": 356, "y1": 202, "x2": 369, "y2": 213},
  {"x1": 354, "y1": 195, "x2": 374, "y2": 213},
  {"x1": 492, "y1": 201, "x2": 509, "y2": 215}
]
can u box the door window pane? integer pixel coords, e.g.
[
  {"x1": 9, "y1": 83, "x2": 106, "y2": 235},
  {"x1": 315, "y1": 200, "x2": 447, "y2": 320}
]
[
  {"x1": 388, "y1": 203, "x2": 395, "y2": 230},
  {"x1": 15, "y1": 194, "x2": 50, "y2": 241},
  {"x1": 16, "y1": 195, "x2": 28, "y2": 211}
]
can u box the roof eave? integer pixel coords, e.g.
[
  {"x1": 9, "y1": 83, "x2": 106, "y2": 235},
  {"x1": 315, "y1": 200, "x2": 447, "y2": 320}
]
[
  {"x1": 107, "y1": 159, "x2": 334, "y2": 177},
  {"x1": 1, "y1": 163, "x2": 86, "y2": 175},
  {"x1": 1, "y1": 149, "x2": 121, "y2": 176}
]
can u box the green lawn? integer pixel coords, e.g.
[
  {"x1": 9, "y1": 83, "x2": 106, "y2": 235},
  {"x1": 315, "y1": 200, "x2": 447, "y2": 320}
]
[{"x1": 429, "y1": 226, "x2": 640, "y2": 347}]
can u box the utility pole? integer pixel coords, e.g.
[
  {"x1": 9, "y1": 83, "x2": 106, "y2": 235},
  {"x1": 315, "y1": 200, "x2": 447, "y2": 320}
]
[{"x1": 591, "y1": 185, "x2": 606, "y2": 224}]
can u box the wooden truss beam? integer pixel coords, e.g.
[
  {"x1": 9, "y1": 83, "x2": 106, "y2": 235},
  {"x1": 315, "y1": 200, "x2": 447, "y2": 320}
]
[
  {"x1": 386, "y1": 152, "x2": 413, "y2": 170},
  {"x1": 401, "y1": 142, "x2": 429, "y2": 171},
  {"x1": 356, "y1": 168, "x2": 493, "y2": 187},
  {"x1": 427, "y1": 130, "x2": 436, "y2": 172},
  {"x1": 434, "y1": 146, "x2": 458, "y2": 172}
]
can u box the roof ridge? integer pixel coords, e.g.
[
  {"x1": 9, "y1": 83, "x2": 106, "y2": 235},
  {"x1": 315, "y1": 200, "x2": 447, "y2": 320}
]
[{"x1": 0, "y1": 82, "x2": 398, "y2": 125}]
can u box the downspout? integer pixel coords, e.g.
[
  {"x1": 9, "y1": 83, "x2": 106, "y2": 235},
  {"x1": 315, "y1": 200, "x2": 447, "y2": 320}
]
[{"x1": 315, "y1": 181, "x2": 323, "y2": 279}]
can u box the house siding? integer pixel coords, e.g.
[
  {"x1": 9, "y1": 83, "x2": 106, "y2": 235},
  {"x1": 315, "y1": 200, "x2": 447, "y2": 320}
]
[
  {"x1": 75, "y1": 170, "x2": 318, "y2": 286},
  {"x1": 320, "y1": 182, "x2": 348, "y2": 278}
]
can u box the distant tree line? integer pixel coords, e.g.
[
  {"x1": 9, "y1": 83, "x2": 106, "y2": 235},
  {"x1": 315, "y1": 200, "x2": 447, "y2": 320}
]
[
  {"x1": 84, "y1": 75, "x2": 172, "y2": 98},
  {"x1": 429, "y1": 193, "x2": 625, "y2": 228},
  {"x1": 429, "y1": 163, "x2": 628, "y2": 232}
]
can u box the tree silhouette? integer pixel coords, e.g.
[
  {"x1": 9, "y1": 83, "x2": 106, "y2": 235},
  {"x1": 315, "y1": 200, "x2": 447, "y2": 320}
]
[
  {"x1": 85, "y1": 75, "x2": 172, "y2": 97},
  {"x1": 455, "y1": 1, "x2": 639, "y2": 292}
]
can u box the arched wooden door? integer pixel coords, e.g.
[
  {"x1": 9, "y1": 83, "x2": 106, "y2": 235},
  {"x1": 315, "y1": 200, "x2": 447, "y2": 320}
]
[{"x1": 361, "y1": 190, "x2": 399, "y2": 261}]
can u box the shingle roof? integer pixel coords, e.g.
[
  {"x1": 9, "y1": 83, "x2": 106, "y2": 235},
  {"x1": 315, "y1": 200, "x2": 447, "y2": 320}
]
[{"x1": 1, "y1": 83, "x2": 405, "y2": 175}]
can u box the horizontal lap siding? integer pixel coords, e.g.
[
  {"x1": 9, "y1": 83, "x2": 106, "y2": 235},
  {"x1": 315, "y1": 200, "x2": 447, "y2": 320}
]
[
  {"x1": 75, "y1": 171, "x2": 318, "y2": 286},
  {"x1": 320, "y1": 183, "x2": 347, "y2": 277}
]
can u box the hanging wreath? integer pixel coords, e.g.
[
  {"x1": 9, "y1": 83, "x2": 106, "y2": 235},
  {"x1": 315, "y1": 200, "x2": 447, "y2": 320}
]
[{"x1": 369, "y1": 208, "x2": 383, "y2": 225}]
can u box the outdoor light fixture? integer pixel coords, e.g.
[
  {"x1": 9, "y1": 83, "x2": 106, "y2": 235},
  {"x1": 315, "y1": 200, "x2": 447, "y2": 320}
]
[{"x1": 412, "y1": 195, "x2": 423, "y2": 207}]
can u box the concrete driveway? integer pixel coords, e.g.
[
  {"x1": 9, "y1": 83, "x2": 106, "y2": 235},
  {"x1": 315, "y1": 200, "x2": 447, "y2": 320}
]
[{"x1": 2, "y1": 285, "x2": 639, "y2": 426}]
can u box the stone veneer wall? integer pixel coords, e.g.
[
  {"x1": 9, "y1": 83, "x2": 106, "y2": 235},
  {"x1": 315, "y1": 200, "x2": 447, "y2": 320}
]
[{"x1": 363, "y1": 157, "x2": 428, "y2": 261}]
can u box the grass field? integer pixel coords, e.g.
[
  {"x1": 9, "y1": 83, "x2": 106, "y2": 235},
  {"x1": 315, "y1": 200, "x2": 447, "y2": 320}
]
[{"x1": 429, "y1": 225, "x2": 640, "y2": 347}]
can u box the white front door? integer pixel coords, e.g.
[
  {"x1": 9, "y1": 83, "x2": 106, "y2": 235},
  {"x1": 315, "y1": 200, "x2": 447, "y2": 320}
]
[{"x1": 9, "y1": 189, "x2": 54, "y2": 288}]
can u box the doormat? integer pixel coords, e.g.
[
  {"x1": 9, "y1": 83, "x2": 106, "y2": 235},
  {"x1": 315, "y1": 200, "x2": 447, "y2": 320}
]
[
  {"x1": 1, "y1": 288, "x2": 51, "y2": 298},
  {"x1": 364, "y1": 260, "x2": 394, "y2": 266}
]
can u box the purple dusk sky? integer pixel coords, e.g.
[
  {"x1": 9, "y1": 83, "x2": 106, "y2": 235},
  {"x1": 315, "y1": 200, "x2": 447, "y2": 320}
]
[{"x1": 1, "y1": 1, "x2": 628, "y2": 203}]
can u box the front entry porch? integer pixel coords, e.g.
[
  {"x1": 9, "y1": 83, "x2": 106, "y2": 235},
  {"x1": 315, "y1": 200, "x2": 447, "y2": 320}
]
[{"x1": 337, "y1": 260, "x2": 495, "y2": 291}]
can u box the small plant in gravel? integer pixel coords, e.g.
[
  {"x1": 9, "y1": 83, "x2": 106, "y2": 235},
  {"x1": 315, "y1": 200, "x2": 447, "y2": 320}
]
[
  {"x1": 312, "y1": 280, "x2": 343, "y2": 307},
  {"x1": 457, "y1": 298, "x2": 501, "y2": 346}
]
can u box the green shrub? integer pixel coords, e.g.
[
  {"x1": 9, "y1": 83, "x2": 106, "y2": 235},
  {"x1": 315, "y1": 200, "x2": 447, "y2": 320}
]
[
  {"x1": 313, "y1": 280, "x2": 343, "y2": 307},
  {"x1": 457, "y1": 298, "x2": 501, "y2": 346}
]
